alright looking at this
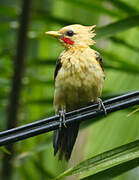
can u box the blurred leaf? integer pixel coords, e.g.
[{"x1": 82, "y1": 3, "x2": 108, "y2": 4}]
[
  {"x1": 28, "y1": 59, "x2": 56, "y2": 66},
  {"x1": 108, "y1": 0, "x2": 139, "y2": 14},
  {"x1": 0, "y1": 5, "x2": 18, "y2": 17},
  {"x1": 16, "y1": 136, "x2": 52, "y2": 162},
  {"x1": 33, "y1": 11, "x2": 79, "y2": 25},
  {"x1": 34, "y1": 158, "x2": 54, "y2": 179},
  {"x1": 128, "y1": 107, "x2": 139, "y2": 117},
  {"x1": 0, "y1": 146, "x2": 11, "y2": 155},
  {"x1": 63, "y1": 0, "x2": 122, "y2": 18},
  {"x1": 54, "y1": 139, "x2": 139, "y2": 180},
  {"x1": 110, "y1": 37, "x2": 139, "y2": 53},
  {"x1": 0, "y1": 78, "x2": 10, "y2": 86},
  {"x1": 25, "y1": 98, "x2": 53, "y2": 105},
  {"x1": 96, "y1": 14, "x2": 139, "y2": 39}
]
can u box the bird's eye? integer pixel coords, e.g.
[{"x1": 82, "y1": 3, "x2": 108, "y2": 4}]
[{"x1": 65, "y1": 30, "x2": 74, "y2": 37}]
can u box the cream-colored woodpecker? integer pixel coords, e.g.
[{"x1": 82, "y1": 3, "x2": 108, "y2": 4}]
[{"x1": 45, "y1": 24, "x2": 105, "y2": 161}]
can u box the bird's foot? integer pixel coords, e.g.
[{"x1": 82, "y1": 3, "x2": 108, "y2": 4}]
[
  {"x1": 59, "y1": 108, "x2": 67, "y2": 129},
  {"x1": 96, "y1": 98, "x2": 107, "y2": 116}
]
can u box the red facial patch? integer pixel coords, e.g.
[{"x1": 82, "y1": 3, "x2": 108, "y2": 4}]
[{"x1": 62, "y1": 36, "x2": 74, "y2": 45}]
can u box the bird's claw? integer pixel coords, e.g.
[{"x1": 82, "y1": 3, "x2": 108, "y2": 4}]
[
  {"x1": 96, "y1": 98, "x2": 107, "y2": 116},
  {"x1": 59, "y1": 109, "x2": 67, "y2": 129}
]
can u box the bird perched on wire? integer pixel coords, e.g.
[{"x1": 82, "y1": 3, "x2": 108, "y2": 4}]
[{"x1": 45, "y1": 24, "x2": 105, "y2": 161}]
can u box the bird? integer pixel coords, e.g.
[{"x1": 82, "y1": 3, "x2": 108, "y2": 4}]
[{"x1": 45, "y1": 24, "x2": 105, "y2": 161}]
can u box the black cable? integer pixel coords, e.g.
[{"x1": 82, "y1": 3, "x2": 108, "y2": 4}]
[
  {"x1": 0, "y1": 91, "x2": 139, "y2": 146},
  {"x1": 0, "y1": 90, "x2": 138, "y2": 136}
]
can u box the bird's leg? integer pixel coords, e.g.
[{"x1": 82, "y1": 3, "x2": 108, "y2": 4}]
[
  {"x1": 59, "y1": 110, "x2": 63, "y2": 129},
  {"x1": 96, "y1": 98, "x2": 107, "y2": 116},
  {"x1": 62, "y1": 108, "x2": 67, "y2": 128},
  {"x1": 59, "y1": 108, "x2": 67, "y2": 128}
]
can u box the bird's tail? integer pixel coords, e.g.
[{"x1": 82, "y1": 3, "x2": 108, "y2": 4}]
[{"x1": 53, "y1": 122, "x2": 80, "y2": 161}]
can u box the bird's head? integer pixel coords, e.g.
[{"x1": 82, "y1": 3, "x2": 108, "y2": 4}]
[{"x1": 45, "y1": 24, "x2": 96, "y2": 49}]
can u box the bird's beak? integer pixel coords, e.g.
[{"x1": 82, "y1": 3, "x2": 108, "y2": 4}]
[{"x1": 45, "y1": 31, "x2": 61, "y2": 38}]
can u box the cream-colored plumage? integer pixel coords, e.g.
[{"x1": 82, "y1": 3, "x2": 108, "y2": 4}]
[
  {"x1": 54, "y1": 46, "x2": 104, "y2": 113},
  {"x1": 45, "y1": 24, "x2": 105, "y2": 160}
]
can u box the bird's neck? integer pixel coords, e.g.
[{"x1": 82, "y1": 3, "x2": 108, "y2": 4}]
[
  {"x1": 65, "y1": 44, "x2": 89, "y2": 51},
  {"x1": 61, "y1": 46, "x2": 94, "y2": 67}
]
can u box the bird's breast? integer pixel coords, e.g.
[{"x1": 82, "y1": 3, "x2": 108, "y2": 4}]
[{"x1": 54, "y1": 48, "x2": 104, "y2": 111}]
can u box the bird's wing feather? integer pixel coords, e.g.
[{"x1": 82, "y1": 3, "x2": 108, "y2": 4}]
[
  {"x1": 54, "y1": 56, "x2": 62, "y2": 81},
  {"x1": 95, "y1": 51, "x2": 104, "y2": 72}
]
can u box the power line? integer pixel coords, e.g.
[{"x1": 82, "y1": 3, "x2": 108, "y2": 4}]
[{"x1": 0, "y1": 91, "x2": 138, "y2": 146}]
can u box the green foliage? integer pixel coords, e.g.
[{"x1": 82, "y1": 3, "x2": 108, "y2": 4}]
[
  {"x1": 0, "y1": 147, "x2": 11, "y2": 155},
  {"x1": 96, "y1": 14, "x2": 139, "y2": 39},
  {"x1": 55, "y1": 139, "x2": 139, "y2": 179},
  {"x1": 0, "y1": 0, "x2": 139, "y2": 179}
]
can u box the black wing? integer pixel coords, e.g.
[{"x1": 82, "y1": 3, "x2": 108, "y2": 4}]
[
  {"x1": 95, "y1": 51, "x2": 104, "y2": 72},
  {"x1": 54, "y1": 56, "x2": 62, "y2": 81}
]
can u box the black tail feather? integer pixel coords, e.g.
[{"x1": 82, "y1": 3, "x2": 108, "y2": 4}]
[{"x1": 53, "y1": 122, "x2": 80, "y2": 161}]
